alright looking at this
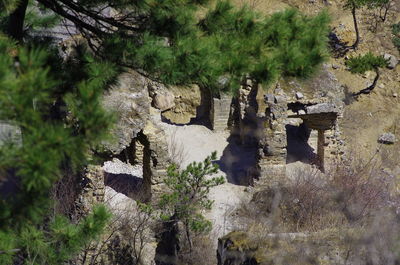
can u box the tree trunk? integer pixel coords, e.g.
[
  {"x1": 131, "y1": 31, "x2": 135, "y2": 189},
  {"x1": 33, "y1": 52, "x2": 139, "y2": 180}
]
[
  {"x1": 353, "y1": 68, "x2": 380, "y2": 97},
  {"x1": 351, "y1": 5, "x2": 360, "y2": 49},
  {"x1": 379, "y1": 2, "x2": 390, "y2": 22},
  {"x1": 185, "y1": 222, "x2": 193, "y2": 252},
  {"x1": 155, "y1": 217, "x2": 180, "y2": 265},
  {"x1": 7, "y1": 0, "x2": 29, "y2": 42}
]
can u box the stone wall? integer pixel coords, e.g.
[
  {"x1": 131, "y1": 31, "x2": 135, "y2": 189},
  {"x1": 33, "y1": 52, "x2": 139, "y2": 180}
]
[
  {"x1": 75, "y1": 165, "x2": 106, "y2": 265},
  {"x1": 77, "y1": 165, "x2": 106, "y2": 215},
  {"x1": 237, "y1": 79, "x2": 260, "y2": 145},
  {"x1": 256, "y1": 87, "x2": 288, "y2": 187},
  {"x1": 141, "y1": 120, "x2": 171, "y2": 201}
]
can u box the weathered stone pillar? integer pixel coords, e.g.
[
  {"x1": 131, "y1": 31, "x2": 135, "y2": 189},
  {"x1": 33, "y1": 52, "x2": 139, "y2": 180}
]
[
  {"x1": 78, "y1": 165, "x2": 106, "y2": 214},
  {"x1": 237, "y1": 79, "x2": 260, "y2": 145},
  {"x1": 257, "y1": 89, "x2": 288, "y2": 187},
  {"x1": 317, "y1": 129, "x2": 325, "y2": 172},
  {"x1": 77, "y1": 166, "x2": 106, "y2": 265},
  {"x1": 141, "y1": 121, "x2": 170, "y2": 202}
]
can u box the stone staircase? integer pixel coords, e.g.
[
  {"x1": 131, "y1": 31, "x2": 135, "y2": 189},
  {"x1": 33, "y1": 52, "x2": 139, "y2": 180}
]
[{"x1": 212, "y1": 94, "x2": 232, "y2": 132}]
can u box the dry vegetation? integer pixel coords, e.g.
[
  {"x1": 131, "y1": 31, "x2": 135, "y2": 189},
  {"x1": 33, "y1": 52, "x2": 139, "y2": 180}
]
[{"x1": 228, "y1": 154, "x2": 400, "y2": 264}]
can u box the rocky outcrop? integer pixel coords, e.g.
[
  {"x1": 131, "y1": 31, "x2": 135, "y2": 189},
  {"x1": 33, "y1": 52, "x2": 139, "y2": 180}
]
[
  {"x1": 102, "y1": 71, "x2": 151, "y2": 154},
  {"x1": 148, "y1": 83, "x2": 176, "y2": 111},
  {"x1": 152, "y1": 90, "x2": 175, "y2": 111},
  {"x1": 161, "y1": 85, "x2": 202, "y2": 124}
]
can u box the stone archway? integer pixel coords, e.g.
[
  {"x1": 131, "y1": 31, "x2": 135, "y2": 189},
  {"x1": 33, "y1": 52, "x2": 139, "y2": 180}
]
[
  {"x1": 257, "y1": 90, "x2": 342, "y2": 186},
  {"x1": 288, "y1": 103, "x2": 339, "y2": 172}
]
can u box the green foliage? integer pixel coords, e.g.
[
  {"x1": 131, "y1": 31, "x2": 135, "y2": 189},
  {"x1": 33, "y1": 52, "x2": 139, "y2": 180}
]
[
  {"x1": 346, "y1": 52, "x2": 387, "y2": 73},
  {"x1": 0, "y1": 1, "x2": 60, "y2": 40},
  {"x1": 392, "y1": 22, "x2": 400, "y2": 51},
  {"x1": 0, "y1": 34, "x2": 113, "y2": 263},
  {"x1": 98, "y1": 1, "x2": 330, "y2": 93},
  {"x1": 24, "y1": 2, "x2": 60, "y2": 32},
  {"x1": 0, "y1": 0, "x2": 20, "y2": 13},
  {"x1": 159, "y1": 152, "x2": 224, "y2": 234},
  {"x1": 3, "y1": 0, "x2": 330, "y2": 93}
]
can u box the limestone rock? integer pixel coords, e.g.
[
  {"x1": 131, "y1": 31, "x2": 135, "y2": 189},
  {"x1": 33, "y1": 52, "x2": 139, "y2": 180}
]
[
  {"x1": 378, "y1": 133, "x2": 396, "y2": 144},
  {"x1": 384, "y1": 53, "x2": 398, "y2": 69},
  {"x1": 161, "y1": 85, "x2": 203, "y2": 124},
  {"x1": 102, "y1": 71, "x2": 151, "y2": 154},
  {"x1": 306, "y1": 103, "x2": 338, "y2": 114},
  {"x1": 152, "y1": 89, "x2": 175, "y2": 111},
  {"x1": 264, "y1": 94, "x2": 275, "y2": 104},
  {"x1": 295, "y1": 92, "x2": 304, "y2": 100},
  {"x1": 103, "y1": 158, "x2": 142, "y2": 176}
]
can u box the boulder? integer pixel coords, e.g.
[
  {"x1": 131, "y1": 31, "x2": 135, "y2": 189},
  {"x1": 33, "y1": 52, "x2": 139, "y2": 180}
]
[
  {"x1": 295, "y1": 92, "x2": 304, "y2": 100},
  {"x1": 384, "y1": 53, "x2": 398, "y2": 69},
  {"x1": 152, "y1": 90, "x2": 175, "y2": 111},
  {"x1": 378, "y1": 133, "x2": 396, "y2": 144}
]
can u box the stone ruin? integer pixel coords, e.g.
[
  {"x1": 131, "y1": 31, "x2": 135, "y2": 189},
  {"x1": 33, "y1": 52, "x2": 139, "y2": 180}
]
[
  {"x1": 257, "y1": 87, "x2": 345, "y2": 186},
  {"x1": 101, "y1": 71, "x2": 171, "y2": 203},
  {"x1": 69, "y1": 64, "x2": 347, "y2": 264},
  {"x1": 206, "y1": 64, "x2": 346, "y2": 187},
  {"x1": 69, "y1": 63, "x2": 346, "y2": 210}
]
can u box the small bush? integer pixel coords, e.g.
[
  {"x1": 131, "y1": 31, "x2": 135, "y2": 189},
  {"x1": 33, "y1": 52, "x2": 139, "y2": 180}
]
[
  {"x1": 392, "y1": 22, "x2": 400, "y2": 51},
  {"x1": 346, "y1": 52, "x2": 387, "y2": 74}
]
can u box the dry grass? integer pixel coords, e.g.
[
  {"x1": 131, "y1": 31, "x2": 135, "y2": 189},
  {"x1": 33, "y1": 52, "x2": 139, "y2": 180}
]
[
  {"x1": 236, "y1": 156, "x2": 397, "y2": 233},
  {"x1": 228, "y1": 155, "x2": 400, "y2": 264},
  {"x1": 167, "y1": 127, "x2": 188, "y2": 167}
]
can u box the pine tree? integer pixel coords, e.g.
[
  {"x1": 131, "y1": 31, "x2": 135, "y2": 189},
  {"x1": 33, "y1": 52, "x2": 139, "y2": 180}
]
[
  {"x1": 344, "y1": 0, "x2": 390, "y2": 49},
  {"x1": 158, "y1": 152, "x2": 224, "y2": 252},
  {"x1": 2, "y1": 0, "x2": 330, "y2": 93},
  {"x1": 0, "y1": 33, "x2": 115, "y2": 264},
  {"x1": 346, "y1": 52, "x2": 387, "y2": 96}
]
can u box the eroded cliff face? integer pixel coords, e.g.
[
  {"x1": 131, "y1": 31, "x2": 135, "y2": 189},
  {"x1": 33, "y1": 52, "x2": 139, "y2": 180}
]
[{"x1": 102, "y1": 71, "x2": 151, "y2": 154}]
